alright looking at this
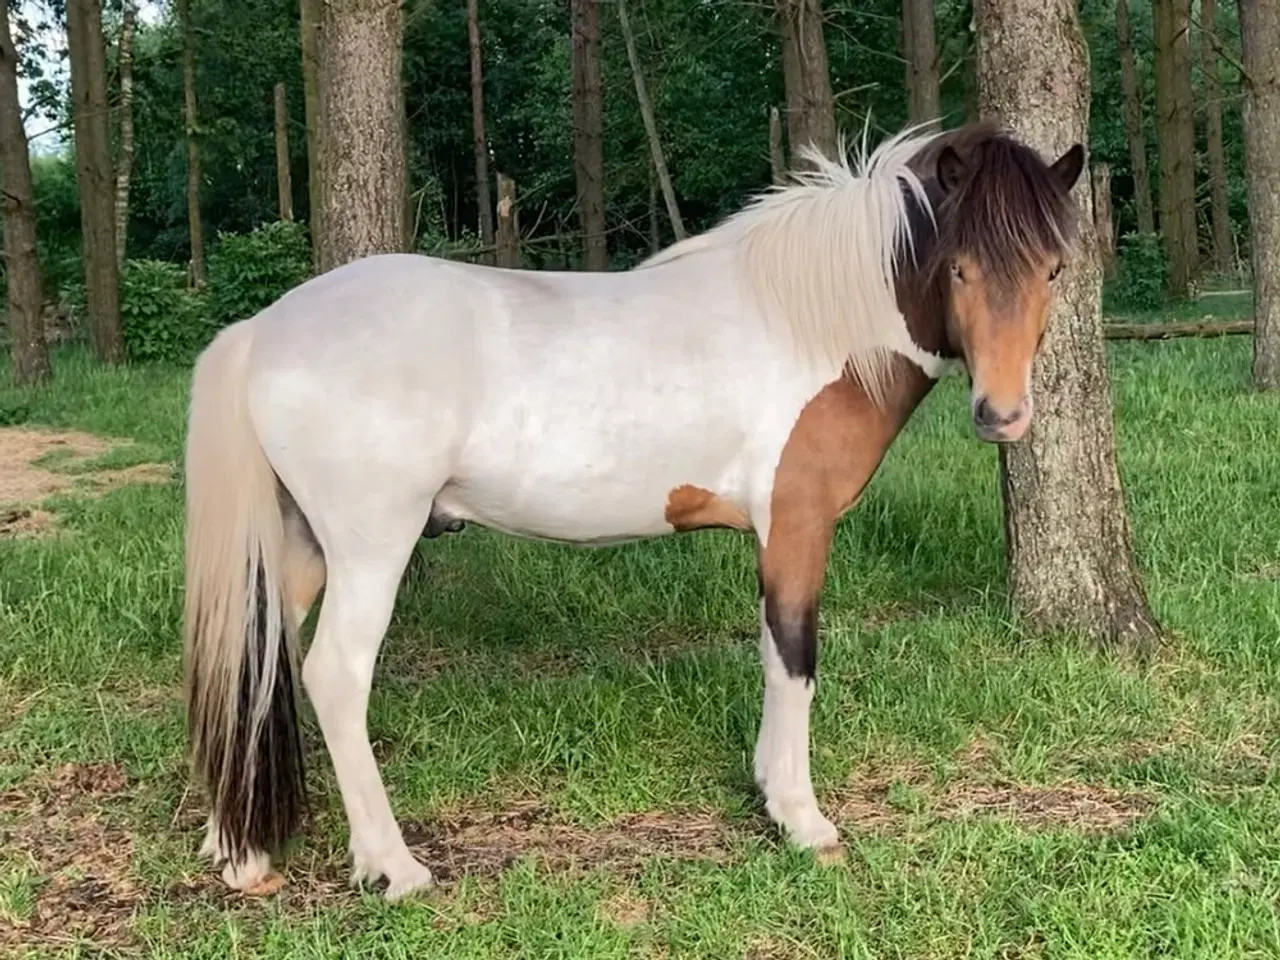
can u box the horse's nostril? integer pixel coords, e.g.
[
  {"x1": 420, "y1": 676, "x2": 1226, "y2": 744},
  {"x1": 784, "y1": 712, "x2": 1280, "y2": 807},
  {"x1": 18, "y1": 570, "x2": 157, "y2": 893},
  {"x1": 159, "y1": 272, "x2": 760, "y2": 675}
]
[{"x1": 973, "y1": 398, "x2": 997, "y2": 428}]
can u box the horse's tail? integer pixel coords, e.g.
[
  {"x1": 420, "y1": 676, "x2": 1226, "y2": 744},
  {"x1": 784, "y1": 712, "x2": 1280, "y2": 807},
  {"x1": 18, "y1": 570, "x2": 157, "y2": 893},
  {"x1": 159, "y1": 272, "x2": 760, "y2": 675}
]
[{"x1": 183, "y1": 320, "x2": 305, "y2": 865}]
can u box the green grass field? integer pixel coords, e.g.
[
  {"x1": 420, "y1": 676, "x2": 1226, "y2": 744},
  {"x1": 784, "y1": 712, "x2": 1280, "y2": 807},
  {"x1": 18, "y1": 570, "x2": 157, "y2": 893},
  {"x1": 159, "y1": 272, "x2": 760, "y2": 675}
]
[{"x1": 1, "y1": 334, "x2": 1278, "y2": 958}]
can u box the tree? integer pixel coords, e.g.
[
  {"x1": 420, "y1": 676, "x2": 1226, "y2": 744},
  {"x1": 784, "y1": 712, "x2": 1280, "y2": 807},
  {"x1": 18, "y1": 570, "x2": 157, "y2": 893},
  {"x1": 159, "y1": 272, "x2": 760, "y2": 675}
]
[
  {"x1": 777, "y1": 0, "x2": 836, "y2": 162},
  {"x1": 1, "y1": 0, "x2": 50, "y2": 384},
  {"x1": 66, "y1": 0, "x2": 124, "y2": 363},
  {"x1": 177, "y1": 0, "x2": 205, "y2": 286},
  {"x1": 113, "y1": 0, "x2": 135, "y2": 267},
  {"x1": 315, "y1": 0, "x2": 406, "y2": 272},
  {"x1": 571, "y1": 0, "x2": 608, "y2": 270},
  {"x1": 618, "y1": 0, "x2": 685, "y2": 241},
  {"x1": 466, "y1": 0, "x2": 494, "y2": 252},
  {"x1": 1201, "y1": 0, "x2": 1233, "y2": 275},
  {"x1": 974, "y1": 0, "x2": 1160, "y2": 649},
  {"x1": 274, "y1": 82, "x2": 293, "y2": 222},
  {"x1": 300, "y1": 0, "x2": 323, "y2": 268},
  {"x1": 1114, "y1": 0, "x2": 1155, "y2": 235},
  {"x1": 1238, "y1": 0, "x2": 1280, "y2": 388},
  {"x1": 1153, "y1": 0, "x2": 1198, "y2": 297},
  {"x1": 902, "y1": 0, "x2": 940, "y2": 124}
]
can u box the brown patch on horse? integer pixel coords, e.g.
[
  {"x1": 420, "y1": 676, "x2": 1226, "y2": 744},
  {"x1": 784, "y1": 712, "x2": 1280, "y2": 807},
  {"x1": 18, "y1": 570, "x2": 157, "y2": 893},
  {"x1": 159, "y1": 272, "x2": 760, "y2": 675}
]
[{"x1": 664, "y1": 484, "x2": 751, "y2": 532}]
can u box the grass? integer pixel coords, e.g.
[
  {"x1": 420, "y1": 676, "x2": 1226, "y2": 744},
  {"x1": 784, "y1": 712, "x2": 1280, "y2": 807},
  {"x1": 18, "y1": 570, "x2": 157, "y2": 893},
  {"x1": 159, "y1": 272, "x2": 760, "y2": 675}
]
[{"x1": 1, "y1": 336, "x2": 1279, "y2": 958}]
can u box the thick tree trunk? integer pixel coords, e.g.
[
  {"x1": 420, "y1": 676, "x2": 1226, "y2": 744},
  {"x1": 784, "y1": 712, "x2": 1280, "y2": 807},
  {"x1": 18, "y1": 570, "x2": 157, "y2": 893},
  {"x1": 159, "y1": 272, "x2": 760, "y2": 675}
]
[
  {"x1": 769, "y1": 104, "x2": 785, "y2": 184},
  {"x1": 466, "y1": 0, "x2": 494, "y2": 250},
  {"x1": 300, "y1": 0, "x2": 323, "y2": 267},
  {"x1": 1, "y1": 0, "x2": 50, "y2": 384},
  {"x1": 495, "y1": 172, "x2": 520, "y2": 269},
  {"x1": 571, "y1": 0, "x2": 608, "y2": 270},
  {"x1": 1201, "y1": 0, "x2": 1233, "y2": 275},
  {"x1": 274, "y1": 82, "x2": 293, "y2": 221},
  {"x1": 177, "y1": 0, "x2": 205, "y2": 287},
  {"x1": 1153, "y1": 0, "x2": 1199, "y2": 297},
  {"x1": 66, "y1": 0, "x2": 123, "y2": 362},
  {"x1": 315, "y1": 0, "x2": 405, "y2": 272},
  {"x1": 975, "y1": 0, "x2": 1160, "y2": 650},
  {"x1": 902, "y1": 0, "x2": 940, "y2": 123},
  {"x1": 1238, "y1": 0, "x2": 1280, "y2": 389},
  {"x1": 617, "y1": 0, "x2": 684, "y2": 241},
  {"x1": 777, "y1": 0, "x2": 837, "y2": 163},
  {"x1": 113, "y1": 0, "x2": 135, "y2": 268},
  {"x1": 1115, "y1": 0, "x2": 1155, "y2": 235},
  {"x1": 1093, "y1": 162, "x2": 1115, "y2": 273}
]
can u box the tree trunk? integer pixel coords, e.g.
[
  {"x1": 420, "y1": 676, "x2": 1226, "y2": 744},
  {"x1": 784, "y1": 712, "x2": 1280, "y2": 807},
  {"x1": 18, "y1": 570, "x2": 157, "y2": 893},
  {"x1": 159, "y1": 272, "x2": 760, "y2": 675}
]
[
  {"x1": 300, "y1": 0, "x2": 323, "y2": 268},
  {"x1": 1115, "y1": 0, "x2": 1155, "y2": 235},
  {"x1": 974, "y1": 0, "x2": 1160, "y2": 650},
  {"x1": 1153, "y1": 0, "x2": 1199, "y2": 297},
  {"x1": 1238, "y1": 0, "x2": 1280, "y2": 389},
  {"x1": 495, "y1": 172, "x2": 520, "y2": 269},
  {"x1": 1201, "y1": 0, "x2": 1233, "y2": 275},
  {"x1": 113, "y1": 0, "x2": 135, "y2": 268},
  {"x1": 769, "y1": 104, "x2": 785, "y2": 184},
  {"x1": 177, "y1": 0, "x2": 205, "y2": 286},
  {"x1": 647, "y1": 164, "x2": 660, "y2": 253},
  {"x1": 776, "y1": 0, "x2": 837, "y2": 163},
  {"x1": 902, "y1": 0, "x2": 940, "y2": 123},
  {"x1": 1, "y1": 0, "x2": 50, "y2": 384},
  {"x1": 1093, "y1": 161, "x2": 1115, "y2": 273},
  {"x1": 315, "y1": 0, "x2": 405, "y2": 273},
  {"x1": 466, "y1": 0, "x2": 494, "y2": 250},
  {"x1": 618, "y1": 0, "x2": 685, "y2": 241},
  {"x1": 66, "y1": 0, "x2": 123, "y2": 362},
  {"x1": 274, "y1": 82, "x2": 293, "y2": 221},
  {"x1": 571, "y1": 0, "x2": 608, "y2": 270}
]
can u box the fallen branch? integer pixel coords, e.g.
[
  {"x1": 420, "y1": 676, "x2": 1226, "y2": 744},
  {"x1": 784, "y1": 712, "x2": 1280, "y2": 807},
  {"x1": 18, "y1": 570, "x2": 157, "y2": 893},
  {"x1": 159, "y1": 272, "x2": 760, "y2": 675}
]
[{"x1": 1103, "y1": 319, "x2": 1254, "y2": 340}]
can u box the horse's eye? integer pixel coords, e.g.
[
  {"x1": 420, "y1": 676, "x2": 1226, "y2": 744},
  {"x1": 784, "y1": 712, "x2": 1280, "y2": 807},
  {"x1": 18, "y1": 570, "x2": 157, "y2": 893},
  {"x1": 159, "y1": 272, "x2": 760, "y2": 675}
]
[
  {"x1": 1049, "y1": 263, "x2": 1063, "y2": 281},
  {"x1": 950, "y1": 261, "x2": 964, "y2": 282}
]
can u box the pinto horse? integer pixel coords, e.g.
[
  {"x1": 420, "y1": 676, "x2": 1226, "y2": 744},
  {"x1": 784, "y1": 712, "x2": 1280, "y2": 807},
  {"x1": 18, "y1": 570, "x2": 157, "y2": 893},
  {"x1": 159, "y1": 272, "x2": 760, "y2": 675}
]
[{"x1": 183, "y1": 121, "x2": 1084, "y2": 899}]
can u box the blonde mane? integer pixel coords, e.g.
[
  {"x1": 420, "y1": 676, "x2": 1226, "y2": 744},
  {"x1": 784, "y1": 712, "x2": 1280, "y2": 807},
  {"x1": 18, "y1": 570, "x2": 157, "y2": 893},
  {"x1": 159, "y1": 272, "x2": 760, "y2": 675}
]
[{"x1": 639, "y1": 123, "x2": 945, "y2": 404}]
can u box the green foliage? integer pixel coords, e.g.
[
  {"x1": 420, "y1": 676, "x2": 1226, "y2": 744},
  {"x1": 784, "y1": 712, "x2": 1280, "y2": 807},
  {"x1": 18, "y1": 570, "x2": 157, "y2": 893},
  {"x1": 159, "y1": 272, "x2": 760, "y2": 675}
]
[
  {"x1": 204, "y1": 220, "x2": 312, "y2": 330},
  {"x1": 119, "y1": 259, "x2": 210, "y2": 364},
  {"x1": 1109, "y1": 232, "x2": 1170, "y2": 312}
]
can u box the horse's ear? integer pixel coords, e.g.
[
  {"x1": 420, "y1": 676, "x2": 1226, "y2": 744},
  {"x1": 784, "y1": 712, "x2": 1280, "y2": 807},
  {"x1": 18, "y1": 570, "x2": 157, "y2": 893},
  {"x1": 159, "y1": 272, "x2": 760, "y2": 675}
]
[
  {"x1": 1050, "y1": 143, "x2": 1085, "y2": 192},
  {"x1": 935, "y1": 146, "x2": 967, "y2": 194}
]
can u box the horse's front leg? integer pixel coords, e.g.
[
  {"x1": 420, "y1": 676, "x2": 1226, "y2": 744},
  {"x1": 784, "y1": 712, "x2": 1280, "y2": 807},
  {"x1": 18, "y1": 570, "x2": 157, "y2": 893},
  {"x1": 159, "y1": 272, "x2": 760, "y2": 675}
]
[{"x1": 753, "y1": 513, "x2": 841, "y2": 856}]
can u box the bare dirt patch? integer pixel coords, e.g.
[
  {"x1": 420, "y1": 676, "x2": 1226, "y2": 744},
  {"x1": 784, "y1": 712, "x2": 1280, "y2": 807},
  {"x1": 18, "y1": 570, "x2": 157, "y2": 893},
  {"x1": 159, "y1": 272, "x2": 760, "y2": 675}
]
[
  {"x1": 0, "y1": 762, "x2": 140, "y2": 951},
  {"x1": 0, "y1": 427, "x2": 171, "y2": 537}
]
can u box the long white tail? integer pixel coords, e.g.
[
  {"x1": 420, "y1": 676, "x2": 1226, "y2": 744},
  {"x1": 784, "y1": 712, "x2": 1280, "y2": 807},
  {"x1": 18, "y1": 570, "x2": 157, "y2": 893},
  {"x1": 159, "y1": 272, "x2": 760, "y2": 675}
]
[{"x1": 183, "y1": 320, "x2": 305, "y2": 866}]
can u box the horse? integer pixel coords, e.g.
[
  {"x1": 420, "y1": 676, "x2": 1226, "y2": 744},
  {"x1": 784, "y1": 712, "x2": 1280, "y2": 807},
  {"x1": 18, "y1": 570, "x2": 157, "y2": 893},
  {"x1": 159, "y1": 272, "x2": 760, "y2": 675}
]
[{"x1": 183, "y1": 120, "x2": 1084, "y2": 900}]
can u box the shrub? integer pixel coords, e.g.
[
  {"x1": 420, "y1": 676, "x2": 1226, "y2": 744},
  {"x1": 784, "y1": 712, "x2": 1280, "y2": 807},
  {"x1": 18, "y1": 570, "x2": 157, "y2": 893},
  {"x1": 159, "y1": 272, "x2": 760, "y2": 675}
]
[
  {"x1": 119, "y1": 259, "x2": 210, "y2": 364},
  {"x1": 1108, "y1": 231, "x2": 1169, "y2": 312},
  {"x1": 205, "y1": 220, "x2": 312, "y2": 330}
]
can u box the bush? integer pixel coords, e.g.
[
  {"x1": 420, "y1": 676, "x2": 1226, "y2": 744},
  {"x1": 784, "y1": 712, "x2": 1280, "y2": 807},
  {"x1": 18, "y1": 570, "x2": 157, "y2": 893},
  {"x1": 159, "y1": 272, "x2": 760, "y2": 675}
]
[
  {"x1": 119, "y1": 259, "x2": 210, "y2": 364},
  {"x1": 1108, "y1": 231, "x2": 1169, "y2": 312},
  {"x1": 205, "y1": 220, "x2": 312, "y2": 330}
]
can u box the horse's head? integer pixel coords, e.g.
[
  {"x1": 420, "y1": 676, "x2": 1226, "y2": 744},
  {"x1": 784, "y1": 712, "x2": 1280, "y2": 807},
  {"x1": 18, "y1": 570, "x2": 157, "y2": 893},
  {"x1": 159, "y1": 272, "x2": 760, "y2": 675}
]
[{"x1": 921, "y1": 130, "x2": 1084, "y2": 443}]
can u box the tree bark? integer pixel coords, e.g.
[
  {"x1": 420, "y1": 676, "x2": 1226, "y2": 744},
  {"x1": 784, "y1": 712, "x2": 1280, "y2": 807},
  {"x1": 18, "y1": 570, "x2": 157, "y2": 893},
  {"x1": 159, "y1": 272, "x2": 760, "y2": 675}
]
[
  {"x1": 1, "y1": 0, "x2": 50, "y2": 384},
  {"x1": 300, "y1": 0, "x2": 323, "y2": 268},
  {"x1": 777, "y1": 0, "x2": 837, "y2": 164},
  {"x1": 617, "y1": 0, "x2": 685, "y2": 241},
  {"x1": 66, "y1": 0, "x2": 123, "y2": 362},
  {"x1": 769, "y1": 104, "x2": 785, "y2": 184},
  {"x1": 1238, "y1": 0, "x2": 1280, "y2": 389},
  {"x1": 1115, "y1": 0, "x2": 1155, "y2": 235},
  {"x1": 1153, "y1": 0, "x2": 1199, "y2": 297},
  {"x1": 113, "y1": 0, "x2": 135, "y2": 268},
  {"x1": 274, "y1": 82, "x2": 293, "y2": 221},
  {"x1": 902, "y1": 0, "x2": 941, "y2": 123},
  {"x1": 1093, "y1": 161, "x2": 1115, "y2": 273},
  {"x1": 974, "y1": 0, "x2": 1160, "y2": 650},
  {"x1": 647, "y1": 164, "x2": 660, "y2": 253},
  {"x1": 1201, "y1": 0, "x2": 1233, "y2": 275},
  {"x1": 177, "y1": 0, "x2": 205, "y2": 286},
  {"x1": 571, "y1": 0, "x2": 608, "y2": 270},
  {"x1": 495, "y1": 172, "x2": 520, "y2": 269},
  {"x1": 315, "y1": 0, "x2": 405, "y2": 273},
  {"x1": 466, "y1": 0, "x2": 494, "y2": 250}
]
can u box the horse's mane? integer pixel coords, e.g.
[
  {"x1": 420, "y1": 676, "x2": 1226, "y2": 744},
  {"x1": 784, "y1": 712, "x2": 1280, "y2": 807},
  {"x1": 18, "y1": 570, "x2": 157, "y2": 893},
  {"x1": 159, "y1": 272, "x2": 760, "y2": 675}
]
[{"x1": 637, "y1": 123, "x2": 945, "y2": 405}]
